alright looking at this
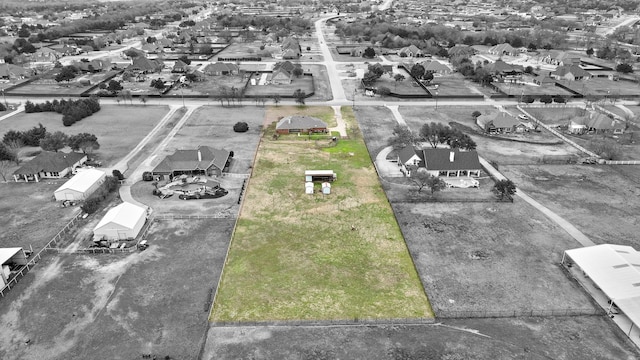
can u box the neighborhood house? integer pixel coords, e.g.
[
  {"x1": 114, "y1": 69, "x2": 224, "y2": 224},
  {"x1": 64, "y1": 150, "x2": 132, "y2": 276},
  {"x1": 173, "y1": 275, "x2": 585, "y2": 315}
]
[
  {"x1": 13, "y1": 151, "x2": 87, "y2": 182},
  {"x1": 398, "y1": 146, "x2": 482, "y2": 178},
  {"x1": 276, "y1": 115, "x2": 328, "y2": 134},
  {"x1": 152, "y1": 145, "x2": 231, "y2": 178}
]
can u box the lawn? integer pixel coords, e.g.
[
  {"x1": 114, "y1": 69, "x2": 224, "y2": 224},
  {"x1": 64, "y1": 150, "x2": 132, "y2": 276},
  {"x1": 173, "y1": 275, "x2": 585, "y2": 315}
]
[
  {"x1": 7, "y1": 71, "x2": 120, "y2": 96},
  {"x1": 0, "y1": 105, "x2": 170, "y2": 167},
  {"x1": 558, "y1": 78, "x2": 640, "y2": 97},
  {"x1": 210, "y1": 107, "x2": 432, "y2": 322},
  {"x1": 518, "y1": 106, "x2": 587, "y2": 126}
]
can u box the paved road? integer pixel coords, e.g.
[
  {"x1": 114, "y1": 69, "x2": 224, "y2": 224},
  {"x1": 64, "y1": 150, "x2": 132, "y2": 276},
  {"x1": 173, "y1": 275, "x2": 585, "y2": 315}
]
[{"x1": 315, "y1": 16, "x2": 347, "y2": 102}]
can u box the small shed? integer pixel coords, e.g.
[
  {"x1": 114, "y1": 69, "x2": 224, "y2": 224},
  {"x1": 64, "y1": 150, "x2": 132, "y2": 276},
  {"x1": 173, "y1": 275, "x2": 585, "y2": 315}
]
[
  {"x1": 322, "y1": 182, "x2": 331, "y2": 194},
  {"x1": 305, "y1": 170, "x2": 337, "y2": 182},
  {"x1": 93, "y1": 202, "x2": 147, "y2": 241},
  {"x1": 54, "y1": 168, "x2": 106, "y2": 201},
  {"x1": 305, "y1": 181, "x2": 314, "y2": 194},
  {"x1": 0, "y1": 248, "x2": 28, "y2": 287}
]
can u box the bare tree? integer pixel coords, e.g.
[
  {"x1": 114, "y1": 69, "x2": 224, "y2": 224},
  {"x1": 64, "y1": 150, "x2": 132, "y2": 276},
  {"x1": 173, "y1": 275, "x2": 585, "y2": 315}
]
[
  {"x1": 0, "y1": 160, "x2": 12, "y2": 182},
  {"x1": 6, "y1": 139, "x2": 22, "y2": 165}
]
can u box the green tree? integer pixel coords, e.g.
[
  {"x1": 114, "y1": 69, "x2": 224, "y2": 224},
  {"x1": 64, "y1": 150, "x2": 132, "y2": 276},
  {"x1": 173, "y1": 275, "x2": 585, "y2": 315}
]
[
  {"x1": 363, "y1": 46, "x2": 376, "y2": 58},
  {"x1": 472, "y1": 111, "x2": 481, "y2": 118},
  {"x1": 410, "y1": 63, "x2": 425, "y2": 79},
  {"x1": 390, "y1": 124, "x2": 415, "y2": 149},
  {"x1": 39, "y1": 131, "x2": 68, "y2": 152},
  {"x1": 393, "y1": 73, "x2": 405, "y2": 89},
  {"x1": 377, "y1": 86, "x2": 391, "y2": 97},
  {"x1": 106, "y1": 80, "x2": 123, "y2": 94},
  {"x1": 68, "y1": 133, "x2": 100, "y2": 155},
  {"x1": 616, "y1": 63, "x2": 633, "y2": 74},
  {"x1": 539, "y1": 94, "x2": 553, "y2": 104},
  {"x1": 493, "y1": 179, "x2": 516, "y2": 200},
  {"x1": 273, "y1": 95, "x2": 281, "y2": 106},
  {"x1": 55, "y1": 66, "x2": 77, "y2": 83},
  {"x1": 420, "y1": 122, "x2": 451, "y2": 148},
  {"x1": 586, "y1": 47, "x2": 594, "y2": 57},
  {"x1": 410, "y1": 171, "x2": 446, "y2": 194}
]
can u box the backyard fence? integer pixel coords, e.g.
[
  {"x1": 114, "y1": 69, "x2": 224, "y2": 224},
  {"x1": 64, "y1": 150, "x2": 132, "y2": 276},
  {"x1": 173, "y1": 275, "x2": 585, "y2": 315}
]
[
  {"x1": 603, "y1": 160, "x2": 640, "y2": 165},
  {"x1": 48, "y1": 246, "x2": 138, "y2": 254},
  {"x1": 436, "y1": 308, "x2": 604, "y2": 319},
  {"x1": 0, "y1": 210, "x2": 83, "y2": 298}
]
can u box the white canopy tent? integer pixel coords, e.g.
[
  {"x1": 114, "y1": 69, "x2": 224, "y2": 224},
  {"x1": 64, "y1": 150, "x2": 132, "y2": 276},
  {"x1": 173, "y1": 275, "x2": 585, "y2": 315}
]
[{"x1": 563, "y1": 244, "x2": 640, "y2": 334}]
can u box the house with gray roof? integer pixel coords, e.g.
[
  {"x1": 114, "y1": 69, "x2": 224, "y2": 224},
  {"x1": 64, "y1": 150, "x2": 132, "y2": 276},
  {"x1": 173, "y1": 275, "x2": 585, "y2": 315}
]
[
  {"x1": 152, "y1": 145, "x2": 231, "y2": 178},
  {"x1": 397, "y1": 146, "x2": 482, "y2": 177},
  {"x1": 276, "y1": 115, "x2": 328, "y2": 135},
  {"x1": 13, "y1": 151, "x2": 87, "y2": 182}
]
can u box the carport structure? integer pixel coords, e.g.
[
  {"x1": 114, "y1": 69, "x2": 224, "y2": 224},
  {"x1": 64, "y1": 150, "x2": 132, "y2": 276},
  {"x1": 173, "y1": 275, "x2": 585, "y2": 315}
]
[{"x1": 563, "y1": 244, "x2": 640, "y2": 342}]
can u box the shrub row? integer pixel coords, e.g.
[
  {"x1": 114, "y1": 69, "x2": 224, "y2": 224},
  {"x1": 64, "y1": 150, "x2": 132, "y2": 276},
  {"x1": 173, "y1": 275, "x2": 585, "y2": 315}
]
[
  {"x1": 81, "y1": 176, "x2": 120, "y2": 214},
  {"x1": 24, "y1": 97, "x2": 101, "y2": 127}
]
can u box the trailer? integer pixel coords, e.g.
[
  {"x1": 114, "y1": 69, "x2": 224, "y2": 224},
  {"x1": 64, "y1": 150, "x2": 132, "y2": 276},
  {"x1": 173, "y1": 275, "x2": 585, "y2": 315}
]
[{"x1": 305, "y1": 170, "x2": 337, "y2": 182}]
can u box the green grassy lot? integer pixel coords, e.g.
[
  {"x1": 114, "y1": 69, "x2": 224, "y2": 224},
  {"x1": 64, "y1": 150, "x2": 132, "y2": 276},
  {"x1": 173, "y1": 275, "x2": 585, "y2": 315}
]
[
  {"x1": 519, "y1": 106, "x2": 587, "y2": 125},
  {"x1": 559, "y1": 78, "x2": 640, "y2": 97},
  {"x1": 210, "y1": 108, "x2": 432, "y2": 322},
  {"x1": 8, "y1": 71, "x2": 120, "y2": 96},
  {"x1": 0, "y1": 105, "x2": 170, "y2": 166}
]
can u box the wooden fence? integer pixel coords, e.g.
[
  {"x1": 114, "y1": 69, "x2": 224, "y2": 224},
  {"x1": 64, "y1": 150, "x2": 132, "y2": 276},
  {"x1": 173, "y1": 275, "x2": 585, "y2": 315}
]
[{"x1": 0, "y1": 210, "x2": 83, "y2": 298}]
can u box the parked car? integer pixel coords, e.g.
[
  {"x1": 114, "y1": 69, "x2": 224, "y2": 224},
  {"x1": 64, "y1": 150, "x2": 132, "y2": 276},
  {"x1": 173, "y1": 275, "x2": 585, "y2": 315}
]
[
  {"x1": 178, "y1": 188, "x2": 228, "y2": 200},
  {"x1": 518, "y1": 114, "x2": 529, "y2": 121},
  {"x1": 85, "y1": 159, "x2": 102, "y2": 167},
  {"x1": 142, "y1": 171, "x2": 154, "y2": 181}
]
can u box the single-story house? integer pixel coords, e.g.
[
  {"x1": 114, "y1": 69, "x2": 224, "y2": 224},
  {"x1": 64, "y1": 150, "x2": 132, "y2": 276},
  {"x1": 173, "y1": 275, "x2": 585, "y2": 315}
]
[
  {"x1": 0, "y1": 64, "x2": 30, "y2": 80},
  {"x1": 488, "y1": 43, "x2": 517, "y2": 56},
  {"x1": 0, "y1": 248, "x2": 28, "y2": 287},
  {"x1": 422, "y1": 60, "x2": 452, "y2": 75},
  {"x1": 152, "y1": 145, "x2": 231, "y2": 178},
  {"x1": 587, "y1": 113, "x2": 625, "y2": 134},
  {"x1": 476, "y1": 112, "x2": 521, "y2": 134},
  {"x1": 276, "y1": 115, "x2": 328, "y2": 134},
  {"x1": 398, "y1": 44, "x2": 424, "y2": 58},
  {"x1": 54, "y1": 168, "x2": 106, "y2": 201},
  {"x1": 203, "y1": 62, "x2": 239, "y2": 76},
  {"x1": 172, "y1": 60, "x2": 189, "y2": 73},
  {"x1": 562, "y1": 244, "x2": 640, "y2": 343},
  {"x1": 550, "y1": 64, "x2": 591, "y2": 81},
  {"x1": 397, "y1": 146, "x2": 482, "y2": 177},
  {"x1": 13, "y1": 151, "x2": 87, "y2": 182},
  {"x1": 270, "y1": 61, "x2": 300, "y2": 85},
  {"x1": 448, "y1": 44, "x2": 476, "y2": 58},
  {"x1": 533, "y1": 75, "x2": 556, "y2": 86},
  {"x1": 93, "y1": 202, "x2": 147, "y2": 241},
  {"x1": 127, "y1": 57, "x2": 164, "y2": 74},
  {"x1": 281, "y1": 37, "x2": 301, "y2": 59}
]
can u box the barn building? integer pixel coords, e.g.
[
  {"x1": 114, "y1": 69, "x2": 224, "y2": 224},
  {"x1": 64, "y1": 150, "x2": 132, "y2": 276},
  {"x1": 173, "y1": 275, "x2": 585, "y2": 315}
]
[
  {"x1": 0, "y1": 248, "x2": 28, "y2": 287},
  {"x1": 54, "y1": 168, "x2": 106, "y2": 201},
  {"x1": 93, "y1": 202, "x2": 147, "y2": 241}
]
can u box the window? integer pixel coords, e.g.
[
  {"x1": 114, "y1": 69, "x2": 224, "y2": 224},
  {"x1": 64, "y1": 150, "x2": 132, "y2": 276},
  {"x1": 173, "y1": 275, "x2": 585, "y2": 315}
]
[{"x1": 50, "y1": 172, "x2": 60, "y2": 177}]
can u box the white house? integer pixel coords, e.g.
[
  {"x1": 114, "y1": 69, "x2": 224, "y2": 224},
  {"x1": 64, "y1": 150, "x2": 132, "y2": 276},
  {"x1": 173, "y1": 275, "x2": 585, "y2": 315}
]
[
  {"x1": 93, "y1": 202, "x2": 147, "y2": 241},
  {"x1": 0, "y1": 248, "x2": 28, "y2": 287},
  {"x1": 54, "y1": 168, "x2": 106, "y2": 201}
]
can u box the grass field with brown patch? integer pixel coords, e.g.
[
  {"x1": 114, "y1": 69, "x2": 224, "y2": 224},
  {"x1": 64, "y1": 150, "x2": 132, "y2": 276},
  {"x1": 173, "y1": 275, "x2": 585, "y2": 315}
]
[{"x1": 210, "y1": 107, "x2": 432, "y2": 322}]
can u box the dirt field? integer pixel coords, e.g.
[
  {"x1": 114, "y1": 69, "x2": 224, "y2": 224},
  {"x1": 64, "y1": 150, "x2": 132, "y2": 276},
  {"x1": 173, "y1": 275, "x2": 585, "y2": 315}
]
[
  {"x1": 210, "y1": 108, "x2": 432, "y2": 322},
  {"x1": 0, "y1": 105, "x2": 170, "y2": 167},
  {"x1": 502, "y1": 164, "x2": 640, "y2": 248},
  {"x1": 203, "y1": 316, "x2": 639, "y2": 360},
  {"x1": 0, "y1": 182, "x2": 80, "y2": 251},
  {"x1": 0, "y1": 218, "x2": 233, "y2": 360}
]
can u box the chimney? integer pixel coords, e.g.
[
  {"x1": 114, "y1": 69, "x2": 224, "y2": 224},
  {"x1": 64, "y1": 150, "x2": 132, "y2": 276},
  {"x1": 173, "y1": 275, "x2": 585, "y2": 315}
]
[
  {"x1": 288, "y1": 117, "x2": 291, "y2": 124},
  {"x1": 197, "y1": 150, "x2": 202, "y2": 162},
  {"x1": 449, "y1": 151, "x2": 455, "y2": 162}
]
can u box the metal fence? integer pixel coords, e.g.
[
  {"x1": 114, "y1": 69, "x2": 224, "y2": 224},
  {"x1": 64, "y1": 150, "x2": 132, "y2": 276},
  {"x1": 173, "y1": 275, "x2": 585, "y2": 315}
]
[
  {"x1": 0, "y1": 210, "x2": 83, "y2": 298},
  {"x1": 603, "y1": 160, "x2": 640, "y2": 165},
  {"x1": 436, "y1": 308, "x2": 603, "y2": 319},
  {"x1": 154, "y1": 213, "x2": 233, "y2": 220},
  {"x1": 48, "y1": 246, "x2": 138, "y2": 254}
]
